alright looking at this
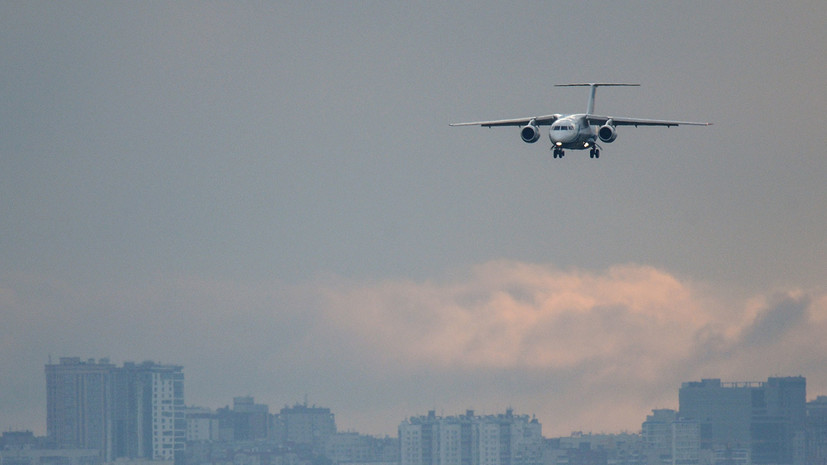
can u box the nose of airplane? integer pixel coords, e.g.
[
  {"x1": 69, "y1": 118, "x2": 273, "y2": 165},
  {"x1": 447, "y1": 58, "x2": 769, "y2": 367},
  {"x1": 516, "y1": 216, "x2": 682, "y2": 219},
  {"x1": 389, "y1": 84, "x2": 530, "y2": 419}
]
[{"x1": 549, "y1": 123, "x2": 576, "y2": 144}]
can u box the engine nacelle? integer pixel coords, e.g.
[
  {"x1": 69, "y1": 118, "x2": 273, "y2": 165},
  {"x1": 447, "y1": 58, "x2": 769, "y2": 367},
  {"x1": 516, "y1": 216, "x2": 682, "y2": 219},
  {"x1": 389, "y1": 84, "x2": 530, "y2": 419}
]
[
  {"x1": 520, "y1": 123, "x2": 541, "y2": 143},
  {"x1": 598, "y1": 124, "x2": 618, "y2": 143}
]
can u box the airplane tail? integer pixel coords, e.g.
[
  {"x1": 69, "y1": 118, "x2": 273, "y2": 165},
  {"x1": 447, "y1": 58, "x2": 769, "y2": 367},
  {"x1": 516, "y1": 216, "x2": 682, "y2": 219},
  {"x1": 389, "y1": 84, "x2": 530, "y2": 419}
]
[{"x1": 554, "y1": 83, "x2": 640, "y2": 115}]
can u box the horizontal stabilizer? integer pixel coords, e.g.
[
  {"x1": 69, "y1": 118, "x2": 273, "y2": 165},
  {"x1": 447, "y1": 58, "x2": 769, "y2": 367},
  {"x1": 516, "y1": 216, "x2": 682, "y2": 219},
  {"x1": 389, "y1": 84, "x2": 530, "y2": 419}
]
[{"x1": 554, "y1": 83, "x2": 640, "y2": 87}]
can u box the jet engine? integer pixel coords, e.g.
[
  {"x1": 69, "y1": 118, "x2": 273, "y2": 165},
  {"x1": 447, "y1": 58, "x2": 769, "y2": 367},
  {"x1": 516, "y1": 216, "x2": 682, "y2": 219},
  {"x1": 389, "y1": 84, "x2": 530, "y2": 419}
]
[
  {"x1": 598, "y1": 124, "x2": 618, "y2": 143},
  {"x1": 520, "y1": 122, "x2": 541, "y2": 143}
]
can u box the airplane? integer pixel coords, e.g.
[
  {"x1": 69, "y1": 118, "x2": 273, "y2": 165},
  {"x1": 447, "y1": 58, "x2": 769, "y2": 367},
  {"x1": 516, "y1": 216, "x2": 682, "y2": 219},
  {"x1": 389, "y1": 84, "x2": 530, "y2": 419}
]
[{"x1": 450, "y1": 83, "x2": 711, "y2": 159}]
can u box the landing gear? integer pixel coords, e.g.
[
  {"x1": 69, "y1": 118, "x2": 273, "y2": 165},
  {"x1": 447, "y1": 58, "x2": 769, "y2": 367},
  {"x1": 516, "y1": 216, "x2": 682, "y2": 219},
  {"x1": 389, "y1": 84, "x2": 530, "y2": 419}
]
[
  {"x1": 553, "y1": 148, "x2": 565, "y2": 159},
  {"x1": 589, "y1": 148, "x2": 600, "y2": 159}
]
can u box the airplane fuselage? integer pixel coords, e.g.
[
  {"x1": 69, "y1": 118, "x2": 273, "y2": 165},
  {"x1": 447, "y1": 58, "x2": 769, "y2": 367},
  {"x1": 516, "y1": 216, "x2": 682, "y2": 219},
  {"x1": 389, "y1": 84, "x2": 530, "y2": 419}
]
[{"x1": 549, "y1": 115, "x2": 595, "y2": 151}]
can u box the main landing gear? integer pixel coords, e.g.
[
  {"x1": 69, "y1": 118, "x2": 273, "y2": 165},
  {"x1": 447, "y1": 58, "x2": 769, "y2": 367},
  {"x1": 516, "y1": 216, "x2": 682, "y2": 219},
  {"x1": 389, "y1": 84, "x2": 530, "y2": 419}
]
[{"x1": 551, "y1": 147, "x2": 601, "y2": 159}]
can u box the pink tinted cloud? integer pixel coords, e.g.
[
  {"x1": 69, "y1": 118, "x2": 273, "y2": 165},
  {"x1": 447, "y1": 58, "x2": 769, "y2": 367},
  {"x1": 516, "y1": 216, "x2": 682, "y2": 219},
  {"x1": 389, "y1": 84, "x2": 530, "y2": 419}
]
[
  {"x1": 316, "y1": 261, "x2": 726, "y2": 372},
  {"x1": 306, "y1": 262, "x2": 827, "y2": 434}
]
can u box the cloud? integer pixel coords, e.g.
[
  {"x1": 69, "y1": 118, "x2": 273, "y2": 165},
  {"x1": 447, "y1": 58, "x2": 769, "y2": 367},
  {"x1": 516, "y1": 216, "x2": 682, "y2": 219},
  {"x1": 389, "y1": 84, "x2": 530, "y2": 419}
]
[
  {"x1": 739, "y1": 292, "x2": 810, "y2": 347},
  {"x1": 2, "y1": 262, "x2": 827, "y2": 437},
  {"x1": 317, "y1": 262, "x2": 712, "y2": 373}
]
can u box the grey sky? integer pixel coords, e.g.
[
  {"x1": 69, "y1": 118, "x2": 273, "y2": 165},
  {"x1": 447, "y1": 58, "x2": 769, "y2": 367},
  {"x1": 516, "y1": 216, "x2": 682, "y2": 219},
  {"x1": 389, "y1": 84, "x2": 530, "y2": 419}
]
[{"x1": 2, "y1": 1, "x2": 827, "y2": 437}]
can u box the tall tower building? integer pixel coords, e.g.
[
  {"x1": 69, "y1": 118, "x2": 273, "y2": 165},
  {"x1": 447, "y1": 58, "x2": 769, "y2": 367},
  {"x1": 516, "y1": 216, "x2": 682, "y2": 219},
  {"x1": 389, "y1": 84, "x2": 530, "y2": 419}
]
[
  {"x1": 679, "y1": 379, "x2": 754, "y2": 450},
  {"x1": 678, "y1": 376, "x2": 805, "y2": 465},
  {"x1": 46, "y1": 358, "x2": 185, "y2": 464},
  {"x1": 118, "y1": 361, "x2": 185, "y2": 463},
  {"x1": 46, "y1": 357, "x2": 116, "y2": 459}
]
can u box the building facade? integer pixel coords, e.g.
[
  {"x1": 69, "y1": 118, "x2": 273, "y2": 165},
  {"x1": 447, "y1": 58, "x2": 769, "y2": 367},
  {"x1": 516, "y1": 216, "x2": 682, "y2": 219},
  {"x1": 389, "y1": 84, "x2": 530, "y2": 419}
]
[
  {"x1": 325, "y1": 432, "x2": 397, "y2": 464},
  {"x1": 671, "y1": 419, "x2": 700, "y2": 465},
  {"x1": 678, "y1": 377, "x2": 805, "y2": 465},
  {"x1": 185, "y1": 407, "x2": 219, "y2": 442},
  {"x1": 45, "y1": 358, "x2": 185, "y2": 464},
  {"x1": 214, "y1": 397, "x2": 269, "y2": 442},
  {"x1": 642, "y1": 409, "x2": 677, "y2": 456},
  {"x1": 806, "y1": 396, "x2": 827, "y2": 465},
  {"x1": 273, "y1": 404, "x2": 337, "y2": 449},
  {"x1": 46, "y1": 358, "x2": 116, "y2": 458},
  {"x1": 399, "y1": 410, "x2": 542, "y2": 465}
]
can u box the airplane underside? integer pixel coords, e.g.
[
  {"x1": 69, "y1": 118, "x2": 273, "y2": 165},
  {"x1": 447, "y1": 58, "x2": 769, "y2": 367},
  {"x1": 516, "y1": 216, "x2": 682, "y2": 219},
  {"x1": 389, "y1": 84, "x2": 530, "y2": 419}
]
[
  {"x1": 551, "y1": 139, "x2": 601, "y2": 159},
  {"x1": 551, "y1": 147, "x2": 601, "y2": 159}
]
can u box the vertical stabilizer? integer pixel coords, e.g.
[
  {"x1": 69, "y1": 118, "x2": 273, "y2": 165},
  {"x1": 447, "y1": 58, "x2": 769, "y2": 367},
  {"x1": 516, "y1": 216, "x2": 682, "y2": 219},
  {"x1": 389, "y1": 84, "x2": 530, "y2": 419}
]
[
  {"x1": 555, "y1": 83, "x2": 640, "y2": 115},
  {"x1": 587, "y1": 84, "x2": 598, "y2": 115}
]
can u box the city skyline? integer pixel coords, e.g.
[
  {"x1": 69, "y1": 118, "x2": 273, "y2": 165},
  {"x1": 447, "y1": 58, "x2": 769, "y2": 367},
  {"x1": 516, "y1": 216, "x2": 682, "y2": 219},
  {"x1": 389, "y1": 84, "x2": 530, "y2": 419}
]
[
  {"x1": 5, "y1": 272, "x2": 827, "y2": 438},
  {"x1": 20, "y1": 363, "x2": 827, "y2": 465},
  {"x1": 3, "y1": 1, "x2": 827, "y2": 440},
  {"x1": 16, "y1": 355, "x2": 827, "y2": 442}
]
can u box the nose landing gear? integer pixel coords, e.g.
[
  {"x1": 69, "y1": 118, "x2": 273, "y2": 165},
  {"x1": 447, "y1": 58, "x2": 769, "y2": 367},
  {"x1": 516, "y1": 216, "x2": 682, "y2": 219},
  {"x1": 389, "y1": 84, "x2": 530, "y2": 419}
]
[
  {"x1": 552, "y1": 148, "x2": 565, "y2": 158},
  {"x1": 589, "y1": 148, "x2": 600, "y2": 158}
]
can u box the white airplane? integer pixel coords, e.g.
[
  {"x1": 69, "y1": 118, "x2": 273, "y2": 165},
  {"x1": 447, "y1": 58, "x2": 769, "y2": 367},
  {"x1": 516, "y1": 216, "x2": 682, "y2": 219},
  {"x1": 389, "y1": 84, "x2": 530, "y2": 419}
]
[{"x1": 450, "y1": 83, "x2": 711, "y2": 159}]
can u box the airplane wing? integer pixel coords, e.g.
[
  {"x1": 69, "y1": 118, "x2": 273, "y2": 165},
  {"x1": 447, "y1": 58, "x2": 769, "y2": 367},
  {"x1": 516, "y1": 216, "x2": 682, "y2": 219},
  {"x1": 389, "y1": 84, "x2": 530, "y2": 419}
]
[
  {"x1": 586, "y1": 115, "x2": 712, "y2": 127},
  {"x1": 450, "y1": 114, "x2": 559, "y2": 127}
]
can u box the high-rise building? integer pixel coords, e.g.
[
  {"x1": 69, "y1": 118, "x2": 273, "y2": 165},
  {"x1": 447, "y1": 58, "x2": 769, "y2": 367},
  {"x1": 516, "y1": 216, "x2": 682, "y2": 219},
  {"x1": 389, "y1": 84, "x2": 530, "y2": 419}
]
[
  {"x1": 678, "y1": 376, "x2": 805, "y2": 465},
  {"x1": 399, "y1": 409, "x2": 542, "y2": 465},
  {"x1": 46, "y1": 358, "x2": 116, "y2": 459},
  {"x1": 46, "y1": 358, "x2": 185, "y2": 464},
  {"x1": 679, "y1": 379, "x2": 754, "y2": 450},
  {"x1": 118, "y1": 361, "x2": 185, "y2": 463}
]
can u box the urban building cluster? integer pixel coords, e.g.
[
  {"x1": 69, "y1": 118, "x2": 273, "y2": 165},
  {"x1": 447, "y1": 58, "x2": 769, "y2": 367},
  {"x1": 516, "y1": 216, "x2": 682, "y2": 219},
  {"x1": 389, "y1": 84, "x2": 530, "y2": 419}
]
[
  {"x1": 2, "y1": 357, "x2": 827, "y2": 465},
  {"x1": 641, "y1": 377, "x2": 827, "y2": 465},
  {"x1": 399, "y1": 409, "x2": 543, "y2": 465},
  {"x1": 45, "y1": 357, "x2": 185, "y2": 463}
]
